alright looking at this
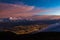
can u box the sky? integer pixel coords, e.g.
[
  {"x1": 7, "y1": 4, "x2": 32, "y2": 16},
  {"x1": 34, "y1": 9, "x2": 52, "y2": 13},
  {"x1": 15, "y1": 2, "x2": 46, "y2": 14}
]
[
  {"x1": 0, "y1": 0, "x2": 60, "y2": 8},
  {"x1": 0, "y1": 0, "x2": 60, "y2": 18}
]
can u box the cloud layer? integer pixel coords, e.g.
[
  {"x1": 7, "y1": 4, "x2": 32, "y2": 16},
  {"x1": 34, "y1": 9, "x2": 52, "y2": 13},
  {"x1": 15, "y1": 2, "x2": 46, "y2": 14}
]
[
  {"x1": 0, "y1": 3, "x2": 43, "y2": 18},
  {"x1": 0, "y1": 3, "x2": 60, "y2": 20}
]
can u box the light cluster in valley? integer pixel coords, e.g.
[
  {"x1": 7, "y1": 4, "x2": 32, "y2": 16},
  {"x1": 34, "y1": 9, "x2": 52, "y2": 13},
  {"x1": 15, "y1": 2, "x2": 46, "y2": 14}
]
[{"x1": 0, "y1": 24, "x2": 49, "y2": 34}]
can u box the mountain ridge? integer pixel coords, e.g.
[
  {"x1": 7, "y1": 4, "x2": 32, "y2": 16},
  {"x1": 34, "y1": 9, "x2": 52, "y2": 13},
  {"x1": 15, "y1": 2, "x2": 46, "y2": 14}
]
[{"x1": 0, "y1": 15, "x2": 60, "y2": 21}]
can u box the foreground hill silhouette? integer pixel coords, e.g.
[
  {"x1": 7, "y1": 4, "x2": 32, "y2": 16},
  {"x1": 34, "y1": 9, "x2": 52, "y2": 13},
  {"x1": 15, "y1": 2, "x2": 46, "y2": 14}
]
[{"x1": 0, "y1": 31, "x2": 60, "y2": 40}]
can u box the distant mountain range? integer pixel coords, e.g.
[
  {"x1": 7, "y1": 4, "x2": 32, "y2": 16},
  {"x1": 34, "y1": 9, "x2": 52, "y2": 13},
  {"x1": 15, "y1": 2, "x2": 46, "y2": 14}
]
[
  {"x1": 8, "y1": 15, "x2": 60, "y2": 20},
  {"x1": 0, "y1": 15, "x2": 60, "y2": 34},
  {"x1": 0, "y1": 15, "x2": 60, "y2": 21},
  {"x1": 0, "y1": 16, "x2": 60, "y2": 29}
]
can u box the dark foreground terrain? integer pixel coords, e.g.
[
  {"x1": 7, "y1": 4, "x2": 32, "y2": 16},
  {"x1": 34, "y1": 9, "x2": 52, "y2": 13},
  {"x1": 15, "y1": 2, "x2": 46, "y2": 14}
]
[
  {"x1": 0, "y1": 19, "x2": 60, "y2": 34},
  {"x1": 0, "y1": 31, "x2": 60, "y2": 40},
  {"x1": 0, "y1": 20, "x2": 60, "y2": 40}
]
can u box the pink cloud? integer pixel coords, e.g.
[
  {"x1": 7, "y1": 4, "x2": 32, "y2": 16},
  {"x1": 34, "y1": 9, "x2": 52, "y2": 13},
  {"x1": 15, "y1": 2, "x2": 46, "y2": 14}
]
[
  {"x1": 0, "y1": 3, "x2": 60, "y2": 20},
  {"x1": 33, "y1": 15, "x2": 60, "y2": 20},
  {"x1": 23, "y1": 15, "x2": 60, "y2": 20},
  {"x1": 0, "y1": 3, "x2": 43, "y2": 18}
]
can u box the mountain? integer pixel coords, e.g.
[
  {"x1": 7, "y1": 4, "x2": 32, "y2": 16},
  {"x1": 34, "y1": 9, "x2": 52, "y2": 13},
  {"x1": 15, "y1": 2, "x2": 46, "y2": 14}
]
[
  {"x1": 0, "y1": 18, "x2": 60, "y2": 34},
  {"x1": 0, "y1": 16, "x2": 60, "y2": 29},
  {"x1": 40, "y1": 22, "x2": 60, "y2": 32},
  {"x1": 0, "y1": 15, "x2": 60, "y2": 34},
  {"x1": 8, "y1": 15, "x2": 60, "y2": 20},
  {"x1": 0, "y1": 15, "x2": 60, "y2": 21}
]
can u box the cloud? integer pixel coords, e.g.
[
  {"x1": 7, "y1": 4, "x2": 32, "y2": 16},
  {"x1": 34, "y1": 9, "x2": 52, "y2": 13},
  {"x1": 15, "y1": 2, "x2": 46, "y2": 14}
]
[
  {"x1": 26, "y1": 15, "x2": 60, "y2": 20},
  {"x1": 36, "y1": 15, "x2": 60, "y2": 20},
  {"x1": 0, "y1": 3, "x2": 60, "y2": 20},
  {"x1": 39, "y1": 7, "x2": 60, "y2": 15},
  {"x1": 0, "y1": 3, "x2": 43, "y2": 18}
]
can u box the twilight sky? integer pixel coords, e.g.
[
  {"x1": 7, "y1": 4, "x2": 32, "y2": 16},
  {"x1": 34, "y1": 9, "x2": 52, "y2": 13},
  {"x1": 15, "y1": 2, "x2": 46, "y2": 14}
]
[{"x1": 0, "y1": 0, "x2": 60, "y2": 18}]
